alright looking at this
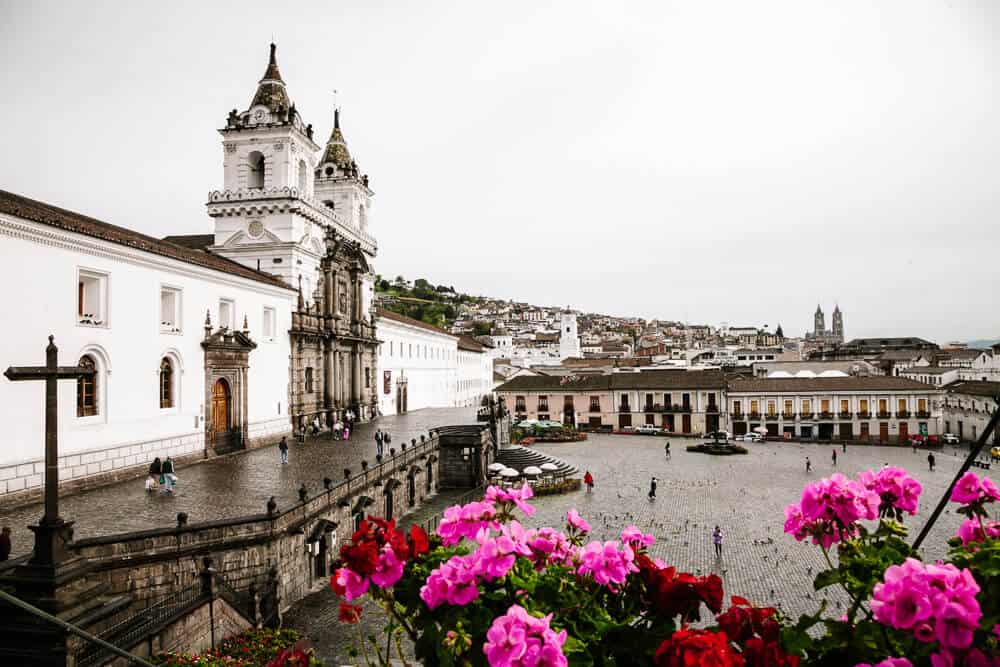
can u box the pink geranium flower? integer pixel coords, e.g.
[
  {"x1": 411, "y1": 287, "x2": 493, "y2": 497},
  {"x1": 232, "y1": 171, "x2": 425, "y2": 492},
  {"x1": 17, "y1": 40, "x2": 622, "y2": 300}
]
[
  {"x1": 856, "y1": 658, "x2": 913, "y2": 667},
  {"x1": 486, "y1": 484, "x2": 536, "y2": 517},
  {"x1": 620, "y1": 525, "x2": 655, "y2": 548},
  {"x1": 483, "y1": 605, "x2": 567, "y2": 667},
  {"x1": 565, "y1": 509, "x2": 591, "y2": 533},
  {"x1": 951, "y1": 471, "x2": 983, "y2": 505},
  {"x1": 332, "y1": 567, "x2": 370, "y2": 601},
  {"x1": 577, "y1": 540, "x2": 638, "y2": 586},
  {"x1": 370, "y1": 545, "x2": 405, "y2": 588}
]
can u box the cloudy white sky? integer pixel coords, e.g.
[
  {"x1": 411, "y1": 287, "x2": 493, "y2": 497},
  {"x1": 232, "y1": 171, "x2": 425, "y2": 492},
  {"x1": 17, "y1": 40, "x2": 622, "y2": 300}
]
[{"x1": 1, "y1": 1, "x2": 997, "y2": 341}]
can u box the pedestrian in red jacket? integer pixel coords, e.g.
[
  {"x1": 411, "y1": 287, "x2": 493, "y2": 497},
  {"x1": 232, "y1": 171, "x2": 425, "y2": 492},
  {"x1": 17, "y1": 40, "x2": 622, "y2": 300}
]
[{"x1": 584, "y1": 471, "x2": 594, "y2": 492}]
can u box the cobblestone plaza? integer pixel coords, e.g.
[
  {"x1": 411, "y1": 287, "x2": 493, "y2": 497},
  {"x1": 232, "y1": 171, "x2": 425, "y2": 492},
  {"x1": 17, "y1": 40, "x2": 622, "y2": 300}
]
[{"x1": 286, "y1": 418, "x2": 998, "y2": 664}]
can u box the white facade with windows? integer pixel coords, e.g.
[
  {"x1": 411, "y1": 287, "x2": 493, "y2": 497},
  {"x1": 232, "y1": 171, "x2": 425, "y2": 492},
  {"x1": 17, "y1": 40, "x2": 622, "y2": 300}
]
[
  {"x1": 376, "y1": 309, "x2": 459, "y2": 416},
  {"x1": 457, "y1": 337, "x2": 493, "y2": 408},
  {"x1": 0, "y1": 202, "x2": 295, "y2": 502}
]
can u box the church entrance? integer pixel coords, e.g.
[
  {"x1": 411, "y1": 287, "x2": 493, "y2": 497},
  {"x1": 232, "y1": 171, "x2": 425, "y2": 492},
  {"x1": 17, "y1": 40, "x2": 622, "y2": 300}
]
[
  {"x1": 202, "y1": 326, "x2": 255, "y2": 455},
  {"x1": 211, "y1": 379, "x2": 238, "y2": 453}
]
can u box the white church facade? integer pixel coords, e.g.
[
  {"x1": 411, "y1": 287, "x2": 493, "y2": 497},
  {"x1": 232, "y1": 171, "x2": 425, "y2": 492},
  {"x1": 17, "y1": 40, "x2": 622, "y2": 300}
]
[
  {"x1": 0, "y1": 190, "x2": 296, "y2": 503},
  {"x1": 0, "y1": 43, "x2": 492, "y2": 505}
]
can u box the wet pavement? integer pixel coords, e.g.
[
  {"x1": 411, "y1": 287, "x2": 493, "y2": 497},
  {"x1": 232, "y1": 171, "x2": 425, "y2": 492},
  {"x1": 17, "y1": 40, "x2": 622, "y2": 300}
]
[
  {"x1": 283, "y1": 434, "x2": 998, "y2": 664},
  {"x1": 0, "y1": 407, "x2": 477, "y2": 558}
]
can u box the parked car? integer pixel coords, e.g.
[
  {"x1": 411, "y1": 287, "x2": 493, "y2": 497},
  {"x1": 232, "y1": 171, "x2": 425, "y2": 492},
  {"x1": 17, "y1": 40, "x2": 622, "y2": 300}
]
[
  {"x1": 706, "y1": 431, "x2": 731, "y2": 441},
  {"x1": 635, "y1": 425, "x2": 662, "y2": 436},
  {"x1": 942, "y1": 433, "x2": 960, "y2": 445},
  {"x1": 741, "y1": 433, "x2": 763, "y2": 443}
]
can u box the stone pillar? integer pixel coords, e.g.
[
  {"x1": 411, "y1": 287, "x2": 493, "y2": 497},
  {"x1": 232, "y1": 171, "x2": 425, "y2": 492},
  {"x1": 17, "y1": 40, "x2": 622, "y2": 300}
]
[
  {"x1": 331, "y1": 268, "x2": 340, "y2": 322},
  {"x1": 352, "y1": 344, "x2": 362, "y2": 409},
  {"x1": 323, "y1": 263, "x2": 334, "y2": 329},
  {"x1": 324, "y1": 339, "x2": 334, "y2": 414}
]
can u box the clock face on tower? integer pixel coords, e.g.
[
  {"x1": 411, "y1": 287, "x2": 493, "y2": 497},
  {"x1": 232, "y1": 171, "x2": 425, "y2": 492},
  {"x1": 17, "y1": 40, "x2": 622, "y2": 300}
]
[
  {"x1": 248, "y1": 220, "x2": 264, "y2": 239},
  {"x1": 253, "y1": 109, "x2": 265, "y2": 121}
]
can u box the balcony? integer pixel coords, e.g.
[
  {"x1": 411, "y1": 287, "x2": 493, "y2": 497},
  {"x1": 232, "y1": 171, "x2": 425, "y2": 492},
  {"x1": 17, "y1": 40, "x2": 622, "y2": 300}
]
[
  {"x1": 765, "y1": 413, "x2": 779, "y2": 421},
  {"x1": 819, "y1": 411, "x2": 834, "y2": 420},
  {"x1": 589, "y1": 405, "x2": 601, "y2": 413},
  {"x1": 877, "y1": 411, "x2": 891, "y2": 419},
  {"x1": 706, "y1": 404, "x2": 720, "y2": 414},
  {"x1": 732, "y1": 411, "x2": 744, "y2": 420},
  {"x1": 800, "y1": 412, "x2": 814, "y2": 419},
  {"x1": 618, "y1": 405, "x2": 631, "y2": 413},
  {"x1": 782, "y1": 412, "x2": 796, "y2": 420},
  {"x1": 856, "y1": 411, "x2": 871, "y2": 419},
  {"x1": 748, "y1": 412, "x2": 761, "y2": 420},
  {"x1": 916, "y1": 410, "x2": 931, "y2": 418},
  {"x1": 838, "y1": 411, "x2": 853, "y2": 419},
  {"x1": 897, "y1": 410, "x2": 911, "y2": 419},
  {"x1": 643, "y1": 403, "x2": 663, "y2": 413}
]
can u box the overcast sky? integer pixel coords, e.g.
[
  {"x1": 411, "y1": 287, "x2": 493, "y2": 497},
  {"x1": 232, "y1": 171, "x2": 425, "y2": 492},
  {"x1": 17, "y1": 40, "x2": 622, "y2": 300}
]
[{"x1": 1, "y1": 1, "x2": 997, "y2": 342}]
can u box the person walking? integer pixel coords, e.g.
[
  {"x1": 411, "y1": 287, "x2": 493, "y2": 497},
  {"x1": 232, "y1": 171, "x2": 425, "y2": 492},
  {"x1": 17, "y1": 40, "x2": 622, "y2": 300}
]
[
  {"x1": 712, "y1": 525, "x2": 724, "y2": 557},
  {"x1": 334, "y1": 420, "x2": 343, "y2": 441},
  {"x1": 279, "y1": 436, "x2": 289, "y2": 464},
  {"x1": 584, "y1": 470, "x2": 594, "y2": 492},
  {"x1": 161, "y1": 456, "x2": 176, "y2": 493},
  {"x1": 842, "y1": 441, "x2": 846, "y2": 453},
  {"x1": 665, "y1": 442, "x2": 671, "y2": 459},
  {"x1": 311, "y1": 416, "x2": 321, "y2": 437},
  {"x1": 648, "y1": 476, "x2": 657, "y2": 500},
  {"x1": 147, "y1": 457, "x2": 162, "y2": 492},
  {"x1": 831, "y1": 449, "x2": 837, "y2": 466},
  {"x1": 928, "y1": 452, "x2": 936, "y2": 471},
  {"x1": 375, "y1": 429, "x2": 384, "y2": 457},
  {"x1": 805, "y1": 457, "x2": 812, "y2": 473},
  {"x1": 0, "y1": 526, "x2": 10, "y2": 561}
]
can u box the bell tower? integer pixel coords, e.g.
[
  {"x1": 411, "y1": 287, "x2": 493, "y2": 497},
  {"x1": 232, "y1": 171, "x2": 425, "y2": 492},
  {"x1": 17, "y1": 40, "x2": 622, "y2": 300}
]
[
  {"x1": 832, "y1": 305, "x2": 844, "y2": 342},
  {"x1": 814, "y1": 305, "x2": 825, "y2": 336},
  {"x1": 314, "y1": 108, "x2": 374, "y2": 236},
  {"x1": 559, "y1": 308, "x2": 581, "y2": 360},
  {"x1": 207, "y1": 43, "x2": 325, "y2": 298}
]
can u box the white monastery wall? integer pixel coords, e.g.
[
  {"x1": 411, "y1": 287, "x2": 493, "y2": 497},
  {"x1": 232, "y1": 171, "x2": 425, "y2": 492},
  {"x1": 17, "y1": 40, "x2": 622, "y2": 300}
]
[{"x1": 0, "y1": 215, "x2": 294, "y2": 499}]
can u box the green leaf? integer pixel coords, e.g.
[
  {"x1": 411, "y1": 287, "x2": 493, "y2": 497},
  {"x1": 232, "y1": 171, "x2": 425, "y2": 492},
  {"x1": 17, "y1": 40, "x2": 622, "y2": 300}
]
[{"x1": 813, "y1": 569, "x2": 841, "y2": 591}]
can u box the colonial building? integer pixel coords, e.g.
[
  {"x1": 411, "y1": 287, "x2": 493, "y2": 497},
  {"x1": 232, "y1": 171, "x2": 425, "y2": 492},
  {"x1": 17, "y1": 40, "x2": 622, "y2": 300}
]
[
  {"x1": 496, "y1": 369, "x2": 727, "y2": 434},
  {"x1": 376, "y1": 308, "x2": 459, "y2": 416},
  {"x1": 169, "y1": 44, "x2": 380, "y2": 427},
  {"x1": 457, "y1": 336, "x2": 493, "y2": 408},
  {"x1": 728, "y1": 376, "x2": 941, "y2": 443},
  {"x1": 941, "y1": 380, "x2": 1000, "y2": 443},
  {"x1": 0, "y1": 189, "x2": 296, "y2": 502}
]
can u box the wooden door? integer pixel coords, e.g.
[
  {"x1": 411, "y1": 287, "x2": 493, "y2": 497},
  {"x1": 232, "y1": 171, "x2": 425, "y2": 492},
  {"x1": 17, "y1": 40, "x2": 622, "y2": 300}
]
[
  {"x1": 879, "y1": 422, "x2": 889, "y2": 443},
  {"x1": 860, "y1": 422, "x2": 870, "y2": 441},
  {"x1": 898, "y1": 422, "x2": 908, "y2": 443},
  {"x1": 682, "y1": 414, "x2": 692, "y2": 434},
  {"x1": 212, "y1": 379, "x2": 231, "y2": 434}
]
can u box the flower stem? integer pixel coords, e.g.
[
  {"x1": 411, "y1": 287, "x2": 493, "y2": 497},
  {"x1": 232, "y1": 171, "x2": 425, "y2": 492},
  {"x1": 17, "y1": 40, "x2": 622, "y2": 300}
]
[{"x1": 820, "y1": 544, "x2": 871, "y2": 622}]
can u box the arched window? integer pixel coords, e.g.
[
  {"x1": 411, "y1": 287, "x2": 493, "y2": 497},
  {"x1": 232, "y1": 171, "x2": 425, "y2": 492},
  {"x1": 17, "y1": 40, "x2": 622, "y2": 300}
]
[
  {"x1": 247, "y1": 151, "x2": 265, "y2": 189},
  {"x1": 297, "y1": 159, "x2": 308, "y2": 192},
  {"x1": 159, "y1": 357, "x2": 173, "y2": 409},
  {"x1": 77, "y1": 355, "x2": 97, "y2": 417}
]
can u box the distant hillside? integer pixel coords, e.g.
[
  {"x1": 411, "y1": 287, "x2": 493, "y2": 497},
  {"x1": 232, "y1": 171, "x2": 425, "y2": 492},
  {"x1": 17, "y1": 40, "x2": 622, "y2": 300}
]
[
  {"x1": 965, "y1": 339, "x2": 1000, "y2": 349},
  {"x1": 374, "y1": 275, "x2": 477, "y2": 329}
]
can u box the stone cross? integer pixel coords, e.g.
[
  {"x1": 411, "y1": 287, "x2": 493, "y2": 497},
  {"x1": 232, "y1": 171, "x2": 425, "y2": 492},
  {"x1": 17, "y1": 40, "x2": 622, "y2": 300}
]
[{"x1": 4, "y1": 336, "x2": 94, "y2": 565}]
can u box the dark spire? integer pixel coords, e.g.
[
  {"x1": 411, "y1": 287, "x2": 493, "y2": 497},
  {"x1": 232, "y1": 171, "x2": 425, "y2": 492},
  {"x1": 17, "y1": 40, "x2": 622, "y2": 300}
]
[
  {"x1": 250, "y1": 43, "x2": 291, "y2": 113},
  {"x1": 334, "y1": 107, "x2": 340, "y2": 130},
  {"x1": 261, "y1": 43, "x2": 283, "y2": 82},
  {"x1": 322, "y1": 107, "x2": 352, "y2": 168}
]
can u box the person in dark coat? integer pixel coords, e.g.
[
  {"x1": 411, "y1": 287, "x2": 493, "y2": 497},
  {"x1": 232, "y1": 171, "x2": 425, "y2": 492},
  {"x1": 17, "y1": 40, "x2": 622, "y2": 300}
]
[
  {"x1": 648, "y1": 477, "x2": 657, "y2": 500},
  {"x1": 928, "y1": 453, "x2": 936, "y2": 471},
  {"x1": 279, "y1": 437, "x2": 289, "y2": 464},
  {"x1": 161, "y1": 457, "x2": 176, "y2": 493},
  {"x1": 147, "y1": 457, "x2": 162, "y2": 492},
  {"x1": 0, "y1": 526, "x2": 11, "y2": 561}
]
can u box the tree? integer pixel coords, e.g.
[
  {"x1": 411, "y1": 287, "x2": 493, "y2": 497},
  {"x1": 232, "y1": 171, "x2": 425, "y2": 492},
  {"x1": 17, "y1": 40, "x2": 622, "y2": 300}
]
[
  {"x1": 377, "y1": 279, "x2": 390, "y2": 291},
  {"x1": 394, "y1": 275, "x2": 407, "y2": 287},
  {"x1": 775, "y1": 324, "x2": 784, "y2": 338},
  {"x1": 473, "y1": 321, "x2": 493, "y2": 337},
  {"x1": 443, "y1": 305, "x2": 456, "y2": 320},
  {"x1": 413, "y1": 278, "x2": 431, "y2": 290}
]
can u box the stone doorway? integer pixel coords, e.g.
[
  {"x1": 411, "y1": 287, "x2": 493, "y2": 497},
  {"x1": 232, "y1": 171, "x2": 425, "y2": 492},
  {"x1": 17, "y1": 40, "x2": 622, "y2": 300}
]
[
  {"x1": 396, "y1": 378, "x2": 408, "y2": 414},
  {"x1": 202, "y1": 326, "x2": 256, "y2": 455},
  {"x1": 212, "y1": 379, "x2": 231, "y2": 435}
]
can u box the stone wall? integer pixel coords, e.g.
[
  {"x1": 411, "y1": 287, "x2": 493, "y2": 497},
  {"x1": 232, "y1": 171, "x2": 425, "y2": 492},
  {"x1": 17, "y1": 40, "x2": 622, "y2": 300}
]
[
  {"x1": 68, "y1": 436, "x2": 446, "y2": 612},
  {"x1": 0, "y1": 431, "x2": 205, "y2": 509}
]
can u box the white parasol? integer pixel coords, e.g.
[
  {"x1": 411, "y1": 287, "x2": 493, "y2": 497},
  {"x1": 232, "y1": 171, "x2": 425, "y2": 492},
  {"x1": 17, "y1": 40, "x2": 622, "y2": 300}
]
[{"x1": 523, "y1": 466, "x2": 543, "y2": 476}]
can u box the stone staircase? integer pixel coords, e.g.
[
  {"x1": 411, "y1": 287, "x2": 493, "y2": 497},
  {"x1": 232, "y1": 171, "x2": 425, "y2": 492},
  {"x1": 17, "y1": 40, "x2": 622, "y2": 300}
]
[{"x1": 495, "y1": 445, "x2": 578, "y2": 478}]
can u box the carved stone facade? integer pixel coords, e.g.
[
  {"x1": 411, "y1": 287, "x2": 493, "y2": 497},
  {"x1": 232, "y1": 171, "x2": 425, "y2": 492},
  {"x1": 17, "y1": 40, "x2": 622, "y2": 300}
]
[
  {"x1": 202, "y1": 320, "x2": 258, "y2": 455},
  {"x1": 289, "y1": 231, "x2": 378, "y2": 428}
]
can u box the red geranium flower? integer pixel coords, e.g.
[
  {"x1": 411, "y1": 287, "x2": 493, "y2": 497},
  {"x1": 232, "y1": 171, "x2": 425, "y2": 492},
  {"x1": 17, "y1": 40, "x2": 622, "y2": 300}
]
[
  {"x1": 409, "y1": 524, "x2": 430, "y2": 556},
  {"x1": 341, "y1": 540, "x2": 380, "y2": 576},
  {"x1": 338, "y1": 602, "x2": 363, "y2": 624},
  {"x1": 742, "y1": 637, "x2": 799, "y2": 667},
  {"x1": 644, "y1": 566, "x2": 725, "y2": 618},
  {"x1": 655, "y1": 628, "x2": 745, "y2": 667}
]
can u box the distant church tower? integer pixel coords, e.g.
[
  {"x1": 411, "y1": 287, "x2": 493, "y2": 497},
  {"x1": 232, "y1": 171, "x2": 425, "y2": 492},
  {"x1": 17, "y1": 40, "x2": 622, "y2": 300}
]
[
  {"x1": 559, "y1": 308, "x2": 580, "y2": 360},
  {"x1": 813, "y1": 305, "x2": 825, "y2": 337},
  {"x1": 832, "y1": 305, "x2": 844, "y2": 342}
]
